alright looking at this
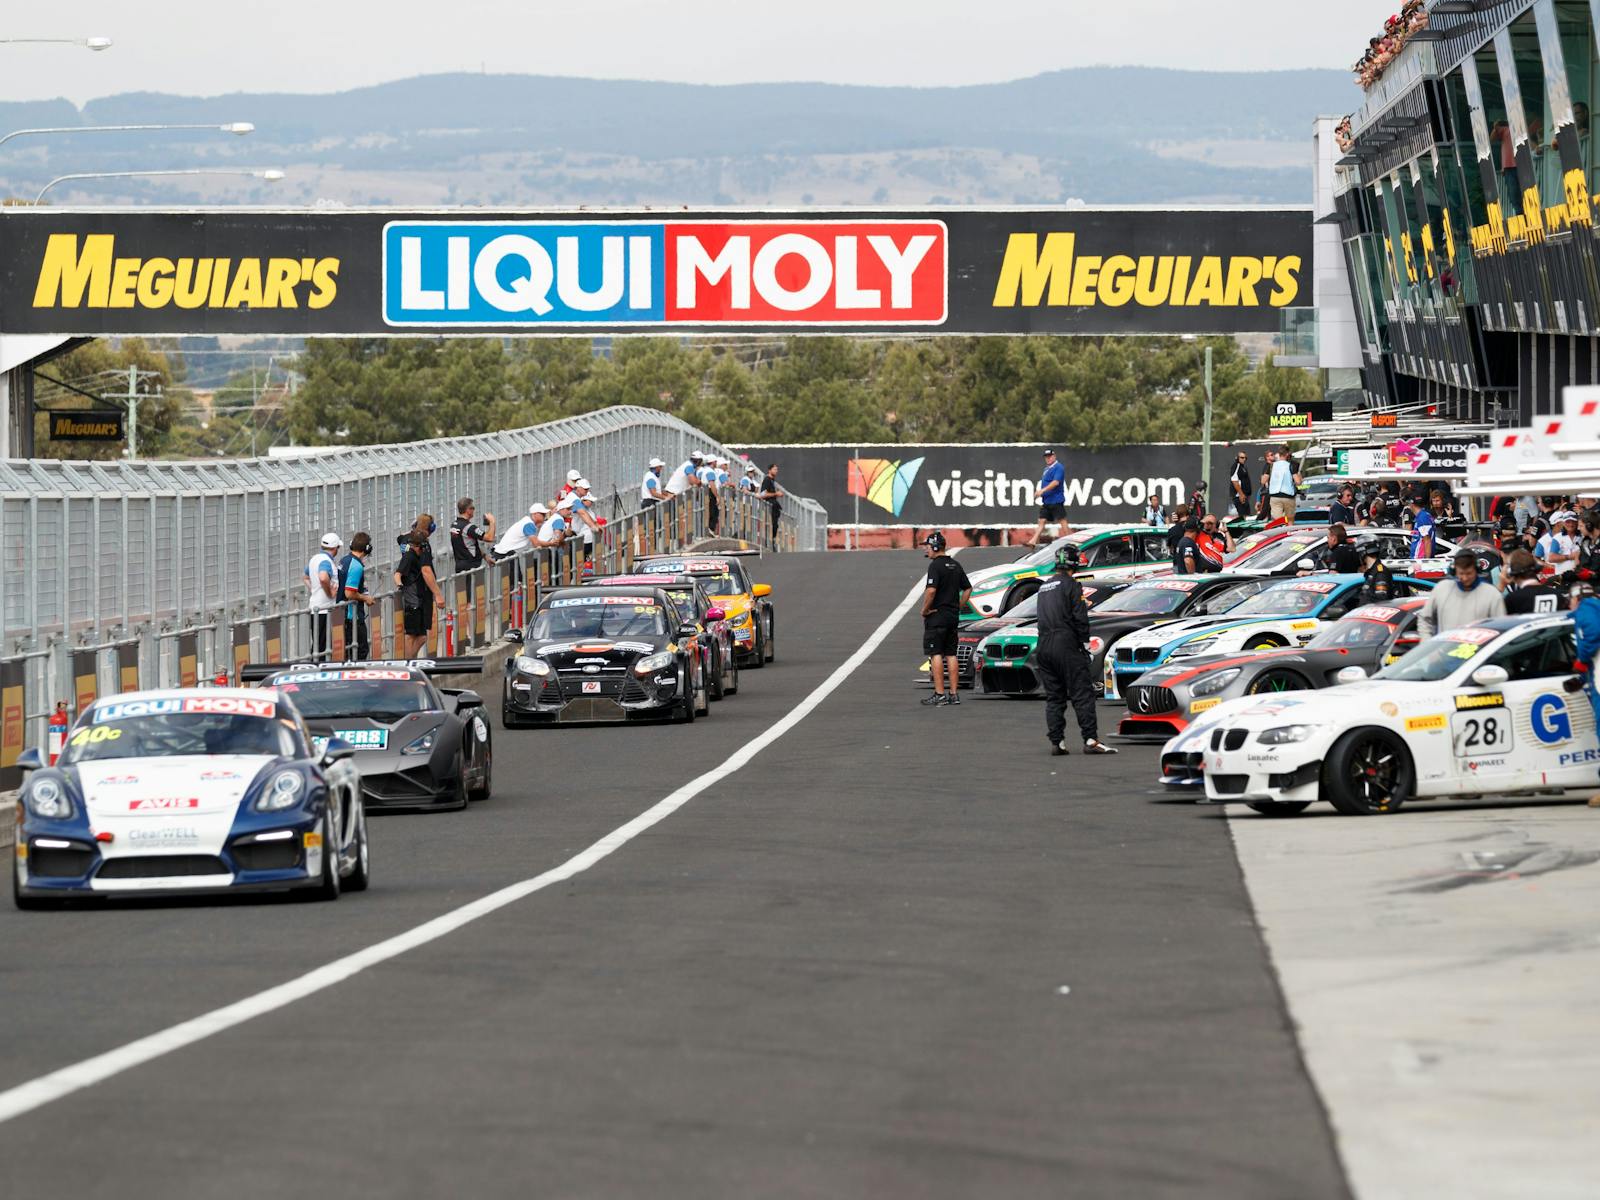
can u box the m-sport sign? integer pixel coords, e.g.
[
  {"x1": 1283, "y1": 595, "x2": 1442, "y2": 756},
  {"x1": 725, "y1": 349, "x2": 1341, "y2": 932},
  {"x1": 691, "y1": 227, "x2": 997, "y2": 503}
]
[
  {"x1": 0, "y1": 207, "x2": 1310, "y2": 336},
  {"x1": 734, "y1": 443, "x2": 1273, "y2": 526}
]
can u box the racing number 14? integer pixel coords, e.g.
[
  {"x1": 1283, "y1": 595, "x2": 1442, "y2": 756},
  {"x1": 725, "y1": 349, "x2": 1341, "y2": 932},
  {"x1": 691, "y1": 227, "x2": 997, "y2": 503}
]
[{"x1": 1451, "y1": 709, "x2": 1511, "y2": 756}]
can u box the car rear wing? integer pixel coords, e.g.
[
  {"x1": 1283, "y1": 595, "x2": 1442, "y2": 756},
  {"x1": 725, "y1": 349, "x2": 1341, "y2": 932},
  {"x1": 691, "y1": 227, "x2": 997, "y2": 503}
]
[{"x1": 238, "y1": 657, "x2": 487, "y2": 683}]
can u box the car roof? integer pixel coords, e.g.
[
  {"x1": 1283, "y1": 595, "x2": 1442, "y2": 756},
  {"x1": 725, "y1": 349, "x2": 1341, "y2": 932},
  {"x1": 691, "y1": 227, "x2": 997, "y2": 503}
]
[
  {"x1": 543, "y1": 585, "x2": 670, "y2": 602},
  {"x1": 91, "y1": 687, "x2": 272, "y2": 707},
  {"x1": 590, "y1": 573, "x2": 696, "y2": 587},
  {"x1": 265, "y1": 664, "x2": 426, "y2": 683}
]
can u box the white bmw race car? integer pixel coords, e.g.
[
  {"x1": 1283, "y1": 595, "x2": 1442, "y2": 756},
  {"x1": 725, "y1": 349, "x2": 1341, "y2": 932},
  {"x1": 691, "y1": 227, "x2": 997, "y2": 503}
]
[
  {"x1": 1183, "y1": 615, "x2": 1599, "y2": 816},
  {"x1": 13, "y1": 688, "x2": 370, "y2": 907}
]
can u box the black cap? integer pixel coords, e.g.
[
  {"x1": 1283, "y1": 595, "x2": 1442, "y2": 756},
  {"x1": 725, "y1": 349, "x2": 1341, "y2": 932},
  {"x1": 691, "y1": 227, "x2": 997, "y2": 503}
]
[
  {"x1": 923, "y1": 531, "x2": 947, "y2": 551},
  {"x1": 1042, "y1": 449, "x2": 1056, "y2": 457}
]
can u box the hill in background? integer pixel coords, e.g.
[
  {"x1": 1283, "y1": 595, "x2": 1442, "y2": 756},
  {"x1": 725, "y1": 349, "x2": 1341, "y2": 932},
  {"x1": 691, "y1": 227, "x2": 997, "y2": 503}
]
[{"x1": 0, "y1": 67, "x2": 1356, "y2": 207}]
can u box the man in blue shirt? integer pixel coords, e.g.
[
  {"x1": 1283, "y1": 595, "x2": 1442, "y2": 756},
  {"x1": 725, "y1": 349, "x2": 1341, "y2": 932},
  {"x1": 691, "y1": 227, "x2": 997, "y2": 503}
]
[
  {"x1": 339, "y1": 532, "x2": 374, "y2": 661},
  {"x1": 1029, "y1": 449, "x2": 1068, "y2": 546},
  {"x1": 1408, "y1": 497, "x2": 1435, "y2": 559},
  {"x1": 1267, "y1": 449, "x2": 1300, "y2": 522}
]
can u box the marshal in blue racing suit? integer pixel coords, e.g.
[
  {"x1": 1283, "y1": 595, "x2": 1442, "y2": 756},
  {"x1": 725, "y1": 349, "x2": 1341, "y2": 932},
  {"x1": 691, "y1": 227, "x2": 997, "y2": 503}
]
[{"x1": 1574, "y1": 595, "x2": 1600, "y2": 743}]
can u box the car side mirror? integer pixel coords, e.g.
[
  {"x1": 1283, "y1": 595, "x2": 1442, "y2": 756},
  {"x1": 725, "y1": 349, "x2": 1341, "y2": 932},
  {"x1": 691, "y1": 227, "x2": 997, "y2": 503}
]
[
  {"x1": 1297, "y1": 557, "x2": 1316, "y2": 571},
  {"x1": 504, "y1": 628, "x2": 524, "y2": 644},
  {"x1": 454, "y1": 690, "x2": 483, "y2": 712},
  {"x1": 1470, "y1": 664, "x2": 1509, "y2": 687},
  {"x1": 705, "y1": 607, "x2": 726, "y2": 622},
  {"x1": 752, "y1": 583, "x2": 772, "y2": 598},
  {"x1": 321, "y1": 737, "x2": 356, "y2": 765},
  {"x1": 1335, "y1": 665, "x2": 1367, "y2": 684},
  {"x1": 16, "y1": 747, "x2": 43, "y2": 772}
]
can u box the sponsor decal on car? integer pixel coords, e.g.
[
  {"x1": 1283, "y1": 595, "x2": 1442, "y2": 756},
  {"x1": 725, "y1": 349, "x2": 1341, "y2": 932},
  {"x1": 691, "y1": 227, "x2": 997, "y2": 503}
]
[
  {"x1": 127, "y1": 797, "x2": 200, "y2": 811},
  {"x1": 1454, "y1": 692, "x2": 1506, "y2": 710},
  {"x1": 1348, "y1": 605, "x2": 1400, "y2": 621},
  {"x1": 1559, "y1": 747, "x2": 1600, "y2": 765},
  {"x1": 1147, "y1": 579, "x2": 1200, "y2": 591},
  {"x1": 128, "y1": 826, "x2": 200, "y2": 844},
  {"x1": 1190, "y1": 697, "x2": 1221, "y2": 713},
  {"x1": 1380, "y1": 701, "x2": 1399, "y2": 716},
  {"x1": 1286, "y1": 581, "x2": 1337, "y2": 593},
  {"x1": 1531, "y1": 693, "x2": 1573, "y2": 745},
  {"x1": 286, "y1": 668, "x2": 414, "y2": 683},
  {"x1": 1448, "y1": 627, "x2": 1499, "y2": 645},
  {"x1": 551, "y1": 596, "x2": 655, "y2": 607},
  {"x1": 1405, "y1": 714, "x2": 1446, "y2": 732}
]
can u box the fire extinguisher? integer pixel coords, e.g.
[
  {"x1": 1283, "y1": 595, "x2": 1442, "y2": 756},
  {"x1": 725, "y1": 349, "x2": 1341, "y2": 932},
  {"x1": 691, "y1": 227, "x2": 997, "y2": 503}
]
[
  {"x1": 47, "y1": 701, "x2": 69, "y2": 766},
  {"x1": 213, "y1": 669, "x2": 230, "y2": 687},
  {"x1": 443, "y1": 611, "x2": 455, "y2": 657}
]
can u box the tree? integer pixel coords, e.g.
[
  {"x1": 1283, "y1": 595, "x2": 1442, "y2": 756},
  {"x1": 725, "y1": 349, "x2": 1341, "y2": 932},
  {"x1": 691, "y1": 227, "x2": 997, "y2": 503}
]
[{"x1": 33, "y1": 338, "x2": 188, "y2": 461}]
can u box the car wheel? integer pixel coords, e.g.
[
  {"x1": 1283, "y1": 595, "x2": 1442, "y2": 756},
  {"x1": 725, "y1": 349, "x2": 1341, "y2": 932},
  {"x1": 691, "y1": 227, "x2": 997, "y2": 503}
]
[
  {"x1": 695, "y1": 660, "x2": 711, "y2": 717},
  {"x1": 12, "y1": 855, "x2": 66, "y2": 911},
  {"x1": 1244, "y1": 636, "x2": 1284, "y2": 651},
  {"x1": 725, "y1": 646, "x2": 739, "y2": 695},
  {"x1": 1246, "y1": 669, "x2": 1309, "y2": 695},
  {"x1": 501, "y1": 702, "x2": 528, "y2": 731},
  {"x1": 1323, "y1": 728, "x2": 1413, "y2": 815},
  {"x1": 1003, "y1": 580, "x2": 1041, "y2": 614},
  {"x1": 343, "y1": 795, "x2": 371, "y2": 892},
  {"x1": 313, "y1": 809, "x2": 342, "y2": 901},
  {"x1": 746, "y1": 623, "x2": 765, "y2": 669},
  {"x1": 468, "y1": 735, "x2": 493, "y2": 801},
  {"x1": 1246, "y1": 802, "x2": 1311, "y2": 817},
  {"x1": 450, "y1": 762, "x2": 470, "y2": 811},
  {"x1": 764, "y1": 610, "x2": 776, "y2": 662},
  {"x1": 709, "y1": 648, "x2": 725, "y2": 701}
]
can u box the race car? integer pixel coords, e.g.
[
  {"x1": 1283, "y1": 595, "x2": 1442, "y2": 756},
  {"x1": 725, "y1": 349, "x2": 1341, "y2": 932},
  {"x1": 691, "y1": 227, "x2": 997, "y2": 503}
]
[
  {"x1": 950, "y1": 579, "x2": 1131, "y2": 688},
  {"x1": 13, "y1": 688, "x2": 369, "y2": 908},
  {"x1": 635, "y1": 553, "x2": 774, "y2": 668},
  {"x1": 974, "y1": 574, "x2": 1276, "y2": 697},
  {"x1": 1102, "y1": 573, "x2": 1435, "y2": 700},
  {"x1": 1188, "y1": 615, "x2": 1599, "y2": 816},
  {"x1": 1124, "y1": 597, "x2": 1427, "y2": 741},
  {"x1": 503, "y1": 585, "x2": 709, "y2": 725},
  {"x1": 589, "y1": 573, "x2": 738, "y2": 699},
  {"x1": 961, "y1": 526, "x2": 1173, "y2": 619},
  {"x1": 241, "y1": 659, "x2": 492, "y2": 811}
]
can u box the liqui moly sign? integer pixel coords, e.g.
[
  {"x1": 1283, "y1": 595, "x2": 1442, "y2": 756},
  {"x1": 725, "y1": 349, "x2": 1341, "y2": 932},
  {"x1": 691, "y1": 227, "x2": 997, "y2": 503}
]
[{"x1": 381, "y1": 220, "x2": 947, "y2": 327}]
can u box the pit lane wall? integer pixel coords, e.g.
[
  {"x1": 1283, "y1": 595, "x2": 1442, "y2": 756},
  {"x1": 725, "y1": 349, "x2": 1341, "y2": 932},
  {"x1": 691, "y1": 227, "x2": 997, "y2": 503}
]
[
  {"x1": 734, "y1": 441, "x2": 1274, "y2": 542},
  {"x1": 0, "y1": 406, "x2": 826, "y2": 789}
]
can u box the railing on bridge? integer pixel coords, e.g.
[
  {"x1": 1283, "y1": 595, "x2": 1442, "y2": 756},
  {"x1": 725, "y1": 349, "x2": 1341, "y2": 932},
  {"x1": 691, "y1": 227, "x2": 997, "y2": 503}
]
[{"x1": 0, "y1": 405, "x2": 826, "y2": 780}]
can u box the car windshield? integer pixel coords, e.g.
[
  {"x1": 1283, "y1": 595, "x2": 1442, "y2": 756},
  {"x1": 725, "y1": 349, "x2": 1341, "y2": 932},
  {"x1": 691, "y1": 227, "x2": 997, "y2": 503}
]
[
  {"x1": 1376, "y1": 627, "x2": 1500, "y2": 682},
  {"x1": 1097, "y1": 581, "x2": 1200, "y2": 615},
  {"x1": 62, "y1": 705, "x2": 295, "y2": 764},
  {"x1": 642, "y1": 560, "x2": 747, "y2": 594},
  {"x1": 1306, "y1": 618, "x2": 1394, "y2": 650},
  {"x1": 1197, "y1": 580, "x2": 1270, "y2": 614},
  {"x1": 659, "y1": 586, "x2": 700, "y2": 615},
  {"x1": 1229, "y1": 528, "x2": 1295, "y2": 559},
  {"x1": 532, "y1": 596, "x2": 669, "y2": 639},
  {"x1": 271, "y1": 670, "x2": 434, "y2": 720},
  {"x1": 1228, "y1": 580, "x2": 1341, "y2": 617},
  {"x1": 1244, "y1": 536, "x2": 1326, "y2": 571}
]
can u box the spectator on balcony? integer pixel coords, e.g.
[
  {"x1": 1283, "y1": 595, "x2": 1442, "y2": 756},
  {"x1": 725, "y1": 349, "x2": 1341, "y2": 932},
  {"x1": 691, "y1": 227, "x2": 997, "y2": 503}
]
[
  {"x1": 758, "y1": 463, "x2": 785, "y2": 545},
  {"x1": 641, "y1": 457, "x2": 668, "y2": 510},
  {"x1": 339, "y1": 533, "x2": 374, "y2": 662},
  {"x1": 450, "y1": 497, "x2": 496, "y2": 574},
  {"x1": 569, "y1": 478, "x2": 601, "y2": 565},
  {"x1": 665, "y1": 451, "x2": 703, "y2": 498},
  {"x1": 394, "y1": 530, "x2": 440, "y2": 660},
  {"x1": 306, "y1": 532, "x2": 342, "y2": 661}
]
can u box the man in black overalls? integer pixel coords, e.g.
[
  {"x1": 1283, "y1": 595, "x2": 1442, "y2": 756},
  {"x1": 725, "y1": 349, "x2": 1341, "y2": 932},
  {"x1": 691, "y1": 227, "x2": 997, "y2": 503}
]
[{"x1": 1036, "y1": 543, "x2": 1117, "y2": 757}]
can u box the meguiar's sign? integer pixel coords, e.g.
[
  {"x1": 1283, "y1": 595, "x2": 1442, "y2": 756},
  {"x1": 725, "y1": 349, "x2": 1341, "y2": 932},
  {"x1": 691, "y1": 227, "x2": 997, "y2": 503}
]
[
  {"x1": 0, "y1": 207, "x2": 1311, "y2": 337},
  {"x1": 48, "y1": 410, "x2": 125, "y2": 441}
]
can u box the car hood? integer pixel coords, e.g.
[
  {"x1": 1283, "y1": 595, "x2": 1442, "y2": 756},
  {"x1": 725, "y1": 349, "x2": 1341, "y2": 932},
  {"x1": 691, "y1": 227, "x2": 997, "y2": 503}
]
[
  {"x1": 1117, "y1": 614, "x2": 1273, "y2": 648},
  {"x1": 1207, "y1": 679, "x2": 1403, "y2": 728},
  {"x1": 303, "y1": 712, "x2": 445, "y2": 761},
  {"x1": 77, "y1": 754, "x2": 277, "y2": 858},
  {"x1": 532, "y1": 637, "x2": 670, "y2": 668}
]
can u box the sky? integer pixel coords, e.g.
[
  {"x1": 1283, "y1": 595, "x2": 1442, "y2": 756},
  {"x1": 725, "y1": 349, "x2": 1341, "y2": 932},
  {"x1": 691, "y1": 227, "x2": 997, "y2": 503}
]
[{"x1": 0, "y1": 1, "x2": 1380, "y2": 104}]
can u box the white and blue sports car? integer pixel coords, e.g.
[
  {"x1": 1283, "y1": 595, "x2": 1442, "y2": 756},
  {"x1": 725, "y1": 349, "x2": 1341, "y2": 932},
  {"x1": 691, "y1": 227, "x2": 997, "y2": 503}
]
[{"x1": 12, "y1": 688, "x2": 369, "y2": 908}]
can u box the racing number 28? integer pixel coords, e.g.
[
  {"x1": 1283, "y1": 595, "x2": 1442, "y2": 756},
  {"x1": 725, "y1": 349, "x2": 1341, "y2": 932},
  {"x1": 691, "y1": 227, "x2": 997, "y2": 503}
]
[{"x1": 1452, "y1": 711, "x2": 1510, "y2": 756}]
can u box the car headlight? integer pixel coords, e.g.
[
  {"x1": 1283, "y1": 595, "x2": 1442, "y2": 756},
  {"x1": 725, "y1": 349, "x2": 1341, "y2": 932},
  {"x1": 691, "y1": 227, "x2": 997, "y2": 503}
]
[
  {"x1": 515, "y1": 655, "x2": 550, "y2": 676},
  {"x1": 1258, "y1": 725, "x2": 1315, "y2": 745},
  {"x1": 1168, "y1": 639, "x2": 1211, "y2": 658},
  {"x1": 254, "y1": 770, "x2": 305, "y2": 812},
  {"x1": 974, "y1": 636, "x2": 992, "y2": 655},
  {"x1": 731, "y1": 611, "x2": 753, "y2": 627},
  {"x1": 401, "y1": 730, "x2": 436, "y2": 756},
  {"x1": 24, "y1": 776, "x2": 71, "y2": 819},
  {"x1": 634, "y1": 651, "x2": 675, "y2": 676},
  {"x1": 1190, "y1": 668, "x2": 1240, "y2": 697}
]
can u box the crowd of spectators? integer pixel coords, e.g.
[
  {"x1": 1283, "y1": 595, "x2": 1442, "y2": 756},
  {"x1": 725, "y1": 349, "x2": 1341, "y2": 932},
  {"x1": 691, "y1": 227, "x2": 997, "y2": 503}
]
[
  {"x1": 301, "y1": 449, "x2": 783, "y2": 660},
  {"x1": 1352, "y1": 1, "x2": 1428, "y2": 92}
]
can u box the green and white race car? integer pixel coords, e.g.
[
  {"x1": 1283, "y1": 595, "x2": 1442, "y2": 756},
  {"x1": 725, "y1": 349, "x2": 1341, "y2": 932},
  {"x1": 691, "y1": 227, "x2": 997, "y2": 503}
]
[{"x1": 962, "y1": 525, "x2": 1173, "y2": 621}]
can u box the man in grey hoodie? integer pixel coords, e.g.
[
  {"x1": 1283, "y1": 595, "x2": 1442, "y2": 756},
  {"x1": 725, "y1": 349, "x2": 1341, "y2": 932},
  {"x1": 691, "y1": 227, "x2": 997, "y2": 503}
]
[{"x1": 1418, "y1": 550, "x2": 1507, "y2": 637}]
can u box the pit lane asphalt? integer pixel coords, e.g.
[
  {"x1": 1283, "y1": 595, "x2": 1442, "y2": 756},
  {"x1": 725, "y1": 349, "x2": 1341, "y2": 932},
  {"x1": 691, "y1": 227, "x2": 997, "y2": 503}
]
[{"x1": 0, "y1": 549, "x2": 1349, "y2": 1200}]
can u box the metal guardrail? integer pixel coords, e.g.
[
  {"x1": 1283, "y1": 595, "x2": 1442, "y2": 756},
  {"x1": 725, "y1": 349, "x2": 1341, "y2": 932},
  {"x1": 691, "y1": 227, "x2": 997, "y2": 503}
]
[{"x1": 0, "y1": 406, "x2": 826, "y2": 780}]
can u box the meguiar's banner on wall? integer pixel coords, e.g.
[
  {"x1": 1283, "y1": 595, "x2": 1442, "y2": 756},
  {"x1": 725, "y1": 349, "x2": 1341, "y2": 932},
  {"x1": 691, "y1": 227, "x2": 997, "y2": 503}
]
[
  {"x1": 732, "y1": 443, "x2": 1275, "y2": 526},
  {"x1": 0, "y1": 207, "x2": 1310, "y2": 337}
]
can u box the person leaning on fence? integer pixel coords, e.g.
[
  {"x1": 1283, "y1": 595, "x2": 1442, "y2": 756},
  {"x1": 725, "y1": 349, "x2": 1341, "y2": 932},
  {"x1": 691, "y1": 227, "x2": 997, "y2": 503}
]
[
  {"x1": 395, "y1": 514, "x2": 444, "y2": 657},
  {"x1": 306, "y1": 532, "x2": 342, "y2": 661},
  {"x1": 740, "y1": 463, "x2": 759, "y2": 492},
  {"x1": 339, "y1": 532, "x2": 375, "y2": 661},
  {"x1": 641, "y1": 458, "x2": 668, "y2": 509},
  {"x1": 666, "y1": 452, "x2": 703, "y2": 499},
  {"x1": 757, "y1": 463, "x2": 784, "y2": 546},
  {"x1": 570, "y1": 478, "x2": 601, "y2": 565},
  {"x1": 451, "y1": 497, "x2": 496, "y2": 573}
]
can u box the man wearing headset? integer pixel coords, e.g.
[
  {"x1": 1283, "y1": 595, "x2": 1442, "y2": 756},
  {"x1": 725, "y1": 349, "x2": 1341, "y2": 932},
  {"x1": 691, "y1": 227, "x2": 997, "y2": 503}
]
[
  {"x1": 1036, "y1": 543, "x2": 1117, "y2": 756},
  {"x1": 920, "y1": 531, "x2": 970, "y2": 707}
]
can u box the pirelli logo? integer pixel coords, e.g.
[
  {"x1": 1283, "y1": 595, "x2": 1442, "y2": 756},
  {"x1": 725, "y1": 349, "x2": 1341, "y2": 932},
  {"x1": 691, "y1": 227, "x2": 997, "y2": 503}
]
[
  {"x1": 1455, "y1": 692, "x2": 1505, "y2": 710},
  {"x1": 991, "y1": 232, "x2": 1302, "y2": 309}
]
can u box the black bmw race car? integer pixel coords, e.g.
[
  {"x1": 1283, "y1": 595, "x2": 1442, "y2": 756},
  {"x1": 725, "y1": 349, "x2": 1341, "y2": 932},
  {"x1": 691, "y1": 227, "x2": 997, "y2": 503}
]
[
  {"x1": 242, "y1": 659, "x2": 492, "y2": 812},
  {"x1": 503, "y1": 586, "x2": 710, "y2": 726}
]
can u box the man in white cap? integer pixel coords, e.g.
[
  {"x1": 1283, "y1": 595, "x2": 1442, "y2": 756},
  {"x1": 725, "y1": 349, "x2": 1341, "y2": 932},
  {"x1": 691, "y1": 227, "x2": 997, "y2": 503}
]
[
  {"x1": 571, "y1": 477, "x2": 601, "y2": 564},
  {"x1": 641, "y1": 457, "x2": 668, "y2": 509},
  {"x1": 740, "y1": 462, "x2": 759, "y2": 492},
  {"x1": 492, "y1": 503, "x2": 548, "y2": 559},
  {"x1": 561, "y1": 469, "x2": 582, "y2": 502},
  {"x1": 305, "y1": 532, "x2": 342, "y2": 660},
  {"x1": 541, "y1": 495, "x2": 574, "y2": 546},
  {"x1": 699, "y1": 455, "x2": 724, "y2": 534},
  {"x1": 665, "y1": 451, "x2": 703, "y2": 498}
]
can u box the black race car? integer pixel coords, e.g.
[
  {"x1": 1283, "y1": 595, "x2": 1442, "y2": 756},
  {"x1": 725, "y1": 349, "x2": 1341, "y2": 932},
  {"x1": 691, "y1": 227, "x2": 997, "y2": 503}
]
[
  {"x1": 951, "y1": 579, "x2": 1132, "y2": 689},
  {"x1": 503, "y1": 586, "x2": 709, "y2": 726},
  {"x1": 242, "y1": 659, "x2": 492, "y2": 812},
  {"x1": 589, "y1": 573, "x2": 739, "y2": 700}
]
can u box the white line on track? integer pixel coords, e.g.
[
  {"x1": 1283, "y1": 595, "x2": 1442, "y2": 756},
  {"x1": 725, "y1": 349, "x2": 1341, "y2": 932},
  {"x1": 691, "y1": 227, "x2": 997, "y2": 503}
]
[{"x1": 0, "y1": 570, "x2": 931, "y2": 1126}]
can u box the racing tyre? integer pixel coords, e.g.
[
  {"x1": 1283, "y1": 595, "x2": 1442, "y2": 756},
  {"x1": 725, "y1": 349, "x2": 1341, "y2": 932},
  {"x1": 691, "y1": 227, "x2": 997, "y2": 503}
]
[
  {"x1": 312, "y1": 809, "x2": 342, "y2": 901},
  {"x1": 1246, "y1": 670, "x2": 1309, "y2": 696},
  {"x1": 1244, "y1": 636, "x2": 1286, "y2": 651},
  {"x1": 468, "y1": 738, "x2": 493, "y2": 801},
  {"x1": 343, "y1": 799, "x2": 371, "y2": 892},
  {"x1": 695, "y1": 661, "x2": 711, "y2": 717},
  {"x1": 725, "y1": 650, "x2": 739, "y2": 695},
  {"x1": 1003, "y1": 580, "x2": 1041, "y2": 615},
  {"x1": 747, "y1": 624, "x2": 765, "y2": 670},
  {"x1": 1323, "y1": 728, "x2": 1413, "y2": 816},
  {"x1": 709, "y1": 648, "x2": 726, "y2": 701},
  {"x1": 1246, "y1": 802, "x2": 1311, "y2": 817},
  {"x1": 764, "y1": 611, "x2": 776, "y2": 663}
]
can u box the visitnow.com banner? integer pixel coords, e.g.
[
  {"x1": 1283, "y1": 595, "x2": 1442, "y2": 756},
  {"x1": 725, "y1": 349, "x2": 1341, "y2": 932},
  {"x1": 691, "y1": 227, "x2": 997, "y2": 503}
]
[
  {"x1": 0, "y1": 207, "x2": 1310, "y2": 336},
  {"x1": 733, "y1": 443, "x2": 1273, "y2": 526}
]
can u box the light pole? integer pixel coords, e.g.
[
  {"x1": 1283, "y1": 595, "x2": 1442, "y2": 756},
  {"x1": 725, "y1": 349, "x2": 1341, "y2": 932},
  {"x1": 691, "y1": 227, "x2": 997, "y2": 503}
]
[
  {"x1": 35, "y1": 167, "x2": 285, "y2": 203},
  {"x1": 1201, "y1": 343, "x2": 1214, "y2": 500},
  {"x1": 0, "y1": 36, "x2": 112, "y2": 50},
  {"x1": 0, "y1": 122, "x2": 254, "y2": 148}
]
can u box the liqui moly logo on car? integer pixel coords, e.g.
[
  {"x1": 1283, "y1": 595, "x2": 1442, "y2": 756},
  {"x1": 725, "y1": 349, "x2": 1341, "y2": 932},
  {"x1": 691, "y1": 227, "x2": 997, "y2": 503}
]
[{"x1": 381, "y1": 220, "x2": 948, "y2": 327}]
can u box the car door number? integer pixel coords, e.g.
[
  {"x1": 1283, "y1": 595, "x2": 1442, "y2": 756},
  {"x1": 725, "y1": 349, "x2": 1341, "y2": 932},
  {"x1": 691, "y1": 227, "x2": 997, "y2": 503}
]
[{"x1": 1451, "y1": 708, "x2": 1511, "y2": 756}]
